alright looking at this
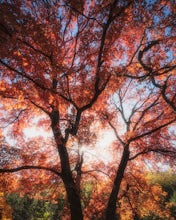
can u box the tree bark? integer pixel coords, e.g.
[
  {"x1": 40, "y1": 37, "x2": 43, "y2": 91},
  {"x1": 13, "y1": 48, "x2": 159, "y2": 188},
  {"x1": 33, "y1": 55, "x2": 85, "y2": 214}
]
[
  {"x1": 105, "y1": 146, "x2": 130, "y2": 220},
  {"x1": 55, "y1": 140, "x2": 83, "y2": 220},
  {"x1": 50, "y1": 110, "x2": 83, "y2": 220},
  {"x1": 62, "y1": 173, "x2": 83, "y2": 220}
]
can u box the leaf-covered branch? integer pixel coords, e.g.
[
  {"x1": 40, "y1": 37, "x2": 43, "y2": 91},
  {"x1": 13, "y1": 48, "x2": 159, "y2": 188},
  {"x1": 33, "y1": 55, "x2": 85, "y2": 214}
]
[
  {"x1": 0, "y1": 109, "x2": 27, "y2": 128},
  {"x1": 0, "y1": 59, "x2": 48, "y2": 91}
]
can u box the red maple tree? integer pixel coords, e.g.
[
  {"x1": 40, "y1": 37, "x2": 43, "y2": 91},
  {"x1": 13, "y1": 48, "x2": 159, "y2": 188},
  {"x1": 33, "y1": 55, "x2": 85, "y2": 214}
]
[{"x1": 0, "y1": 1, "x2": 175, "y2": 219}]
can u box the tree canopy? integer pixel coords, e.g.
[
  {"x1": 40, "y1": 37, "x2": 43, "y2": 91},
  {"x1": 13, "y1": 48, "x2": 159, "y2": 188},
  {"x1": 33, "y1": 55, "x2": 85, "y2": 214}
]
[{"x1": 0, "y1": 0, "x2": 175, "y2": 219}]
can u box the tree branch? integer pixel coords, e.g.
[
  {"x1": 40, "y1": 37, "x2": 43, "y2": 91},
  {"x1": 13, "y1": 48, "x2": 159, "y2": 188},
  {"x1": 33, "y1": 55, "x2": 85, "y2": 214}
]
[
  {"x1": 0, "y1": 165, "x2": 61, "y2": 177},
  {"x1": 129, "y1": 147, "x2": 176, "y2": 160},
  {"x1": 130, "y1": 117, "x2": 176, "y2": 143},
  {"x1": 108, "y1": 121, "x2": 125, "y2": 146},
  {"x1": 151, "y1": 74, "x2": 176, "y2": 112},
  {"x1": 138, "y1": 39, "x2": 176, "y2": 112},
  {"x1": 0, "y1": 109, "x2": 27, "y2": 128},
  {"x1": 82, "y1": 169, "x2": 111, "y2": 179},
  {"x1": 133, "y1": 95, "x2": 160, "y2": 131},
  {"x1": 138, "y1": 40, "x2": 160, "y2": 72},
  {"x1": 0, "y1": 59, "x2": 48, "y2": 91},
  {"x1": 17, "y1": 38, "x2": 51, "y2": 59},
  {"x1": 29, "y1": 99, "x2": 50, "y2": 115}
]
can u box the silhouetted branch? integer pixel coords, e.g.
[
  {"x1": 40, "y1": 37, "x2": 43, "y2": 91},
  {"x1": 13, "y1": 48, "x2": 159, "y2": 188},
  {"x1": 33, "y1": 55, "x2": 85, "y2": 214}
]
[
  {"x1": 0, "y1": 59, "x2": 48, "y2": 91},
  {"x1": 17, "y1": 38, "x2": 51, "y2": 59},
  {"x1": 130, "y1": 117, "x2": 176, "y2": 142},
  {"x1": 0, "y1": 165, "x2": 61, "y2": 176},
  {"x1": 138, "y1": 40, "x2": 160, "y2": 72},
  {"x1": 82, "y1": 169, "x2": 111, "y2": 178},
  {"x1": 138, "y1": 40, "x2": 176, "y2": 112},
  {"x1": 0, "y1": 109, "x2": 27, "y2": 128},
  {"x1": 129, "y1": 148, "x2": 176, "y2": 160},
  {"x1": 108, "y1": 121, "x2": 125, "y2": 146}
]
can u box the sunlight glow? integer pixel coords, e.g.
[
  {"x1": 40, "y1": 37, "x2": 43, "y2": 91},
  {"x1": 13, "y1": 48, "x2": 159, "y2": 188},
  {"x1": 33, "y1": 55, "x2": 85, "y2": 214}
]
[
  {"x1": 23, "y1": 127, "x2": 52, "y2": 139},
  {"x1": 80, "y1": 130, "x2": 116, "y2": 165},
  {"x1": 23, "y1": 123, "x2": 116, "y2": 165}
]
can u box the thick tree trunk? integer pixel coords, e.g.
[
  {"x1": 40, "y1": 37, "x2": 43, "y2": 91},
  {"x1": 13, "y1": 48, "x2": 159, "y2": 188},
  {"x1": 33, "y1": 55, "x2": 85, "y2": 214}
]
[
  {"x1": 50, "y1": 110, "x2": 83, "y2": 220},
  {"x1": 56, "y1": 141, "x2": 83, "y2": 220},
  {"x1": 105, "y1": 146, "x2": 130, "y2": 220},
  {"x1": 55, "y1": 139, "x2": 83, "y2": 220},
  {"x1": 62, "y1": 172, "x2": 83, "y2": 220}
]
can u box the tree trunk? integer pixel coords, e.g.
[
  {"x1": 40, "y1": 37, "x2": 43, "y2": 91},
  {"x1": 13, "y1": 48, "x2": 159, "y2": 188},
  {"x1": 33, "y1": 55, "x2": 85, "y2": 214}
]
[
  {"x1": 62, "y1": 173, "x2": 83, "y2": 220},
  {"x1": 105, "y1": 146, "x2": 130, "y2": 220},
  {"x1": 56, "y1": 140, "x2": 83, "y2": 220},
  {"x1": 50, "y1": 110, "x2": 83, "y2": 220},
  {"x1": 56, "y1": 141, "x2": 83, "y2": 220}
]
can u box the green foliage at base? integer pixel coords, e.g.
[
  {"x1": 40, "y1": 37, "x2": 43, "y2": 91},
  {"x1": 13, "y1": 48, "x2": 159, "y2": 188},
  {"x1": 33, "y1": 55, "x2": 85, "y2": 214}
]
[
  {"x1": 6, "y1": 193, "x2": 65, "y2": 220},
  {"x1": 4, "y1": 171, "x2": 176, "y2": 220}
]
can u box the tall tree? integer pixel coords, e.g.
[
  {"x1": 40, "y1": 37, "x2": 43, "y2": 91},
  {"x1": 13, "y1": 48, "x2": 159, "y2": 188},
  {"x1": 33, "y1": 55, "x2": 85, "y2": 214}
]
[
  {"x1": 0, "y1": 0, "x2": 131, "y2": 219},
  {"x1": 0, "y1": 0, "x2": 175, "y2": 219},
  {"x1": 104, "y1": 80, "x2": 176, "y2": 219}
]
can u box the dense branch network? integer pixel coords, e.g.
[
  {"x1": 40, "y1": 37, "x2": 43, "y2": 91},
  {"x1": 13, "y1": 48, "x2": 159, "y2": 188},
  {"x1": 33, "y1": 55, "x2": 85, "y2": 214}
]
[{"x1": 0, "y1": 1, "x2": 175, "y2": 220}]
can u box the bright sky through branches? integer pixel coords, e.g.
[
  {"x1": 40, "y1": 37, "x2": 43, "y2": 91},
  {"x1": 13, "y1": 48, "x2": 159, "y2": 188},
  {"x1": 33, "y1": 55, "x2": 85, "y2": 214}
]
[
  {"x1": 24, "y1": 124, "x2": 116, "y2": 165},
  {"x1": 0, "y1": 1, "x2": 175, "y2": 219}
]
